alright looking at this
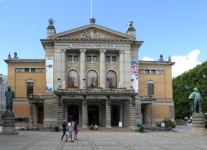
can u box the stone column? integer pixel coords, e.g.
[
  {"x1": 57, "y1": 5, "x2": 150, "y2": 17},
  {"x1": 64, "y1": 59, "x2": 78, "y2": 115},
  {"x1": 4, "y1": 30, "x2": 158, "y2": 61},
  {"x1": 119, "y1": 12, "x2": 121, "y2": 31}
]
[
  {"x1": 136, "y1": 98, "x2": 142, "y2": 124},
  {"x1": 29, "y1": 104, "x2": 33, "y2": 126},
  {"x1": 124, "y1": 50, "x2": 132, "y2": 89},
  {"x1": 145, "y1": 104, "x2": 149, "y2": 124},
  {"x1": 129, "y1": 98, "x2": 136, "y2": 127},
  {"x1": 99, "y1": 49, "x2": 106, "y2": 89},
  {"x1": 33, "y1": 104, "x2": 37, "y2": 125},
  {"x1": 82, "y1": 100, "x2": 88, "y2": 128},
  {"x1": 151, "y1": 101, "x2": 155, "y2": 126},
  {"x1": 80, "y1": 49, "x2": 86, "y2": 89},
  {"x1": 106, "y1": 99, "x2": 111, "y2": 128},
  {"x1": 119, "y1": 50, "x2": 125, "y2": 87},
  {"x1": 61, "y1": 49, "x2": 66, "y2": 88}
]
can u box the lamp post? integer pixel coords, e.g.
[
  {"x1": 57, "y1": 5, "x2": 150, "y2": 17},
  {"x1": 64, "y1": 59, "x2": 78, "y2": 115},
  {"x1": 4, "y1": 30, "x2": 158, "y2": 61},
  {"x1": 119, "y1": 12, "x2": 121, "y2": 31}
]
[
  {"x1": 83, "y1": 79, "x2": 86, "y2": 89},
  {"x1": 106, "y1": 78, "x2": 109, "y2": 89},
  {"x1": 131, "y1": 79, "x2": 134, "y2": 89},
  {"x1": 58, "y1": 78, "x2": 61, "y2": 89}
]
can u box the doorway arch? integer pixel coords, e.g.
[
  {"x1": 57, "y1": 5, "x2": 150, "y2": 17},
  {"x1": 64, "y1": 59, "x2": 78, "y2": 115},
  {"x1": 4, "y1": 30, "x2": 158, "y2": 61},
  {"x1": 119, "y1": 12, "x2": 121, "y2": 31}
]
[{"x1": 88, "y1": 105, "x2": 99, "y2": 125}]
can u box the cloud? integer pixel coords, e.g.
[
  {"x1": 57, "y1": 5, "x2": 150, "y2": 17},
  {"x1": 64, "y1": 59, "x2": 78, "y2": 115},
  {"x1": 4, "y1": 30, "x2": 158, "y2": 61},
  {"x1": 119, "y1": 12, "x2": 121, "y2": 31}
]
[
  {"x1": 171, "y1": 50, "x2": 202, "y2": 78},
  {"x1": 141, "y1": 57, "x2": 154, "y2": 61}
]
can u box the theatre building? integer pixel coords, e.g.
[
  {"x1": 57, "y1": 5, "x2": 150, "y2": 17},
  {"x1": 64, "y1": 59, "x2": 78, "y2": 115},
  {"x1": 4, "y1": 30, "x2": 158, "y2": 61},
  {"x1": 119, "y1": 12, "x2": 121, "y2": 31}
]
[{"x1": 5, "y1": 18, "x2": 175, "y2": 128}]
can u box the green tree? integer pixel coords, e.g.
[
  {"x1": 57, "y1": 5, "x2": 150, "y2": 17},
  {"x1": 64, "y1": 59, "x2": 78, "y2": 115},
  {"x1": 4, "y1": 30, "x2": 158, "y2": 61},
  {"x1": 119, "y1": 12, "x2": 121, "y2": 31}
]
[{"x1": 173, "y1": 61, "x2": 207, "y2": 119}]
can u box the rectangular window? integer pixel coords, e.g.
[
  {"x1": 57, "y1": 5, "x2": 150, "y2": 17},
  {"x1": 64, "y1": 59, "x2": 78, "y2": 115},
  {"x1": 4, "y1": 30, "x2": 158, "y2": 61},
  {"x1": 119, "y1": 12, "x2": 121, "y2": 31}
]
[
  {"x1": 68, "y1": 56, "x2": 72, "y2": 61},
  {"x1": 151, "y1": 70, "x2": 155, "y2": 74},
  {"x1": 25, "y1": 68, "x2": 29, "y2": 72},
  {"x1": 145, "y1": 70, "x2": 149, "y2": 74},
  {"x1": 27, "y1": 82, "x2": 33, "y2": 97},
  {"x1": 106, "y1": 56, "x2": 110, "y2": 62},
  {"x1": 148, "y1": 83, "x2": 154, "y2": 96},
  {"x1": 74, "y1": 56, "x2": 78, "y2": 61},
  {"x1": 31, "y1": 68, "x2": 36, "y2": 72},
  {"x1": 87, "y1": 56, "x2": 91, "y2": 62},
  {"x1": 112, "y1": 56, "x2": 116, "y2": 62},
  {"x1": 93, "y1": 56, "x2": 97, "y2": 62}
]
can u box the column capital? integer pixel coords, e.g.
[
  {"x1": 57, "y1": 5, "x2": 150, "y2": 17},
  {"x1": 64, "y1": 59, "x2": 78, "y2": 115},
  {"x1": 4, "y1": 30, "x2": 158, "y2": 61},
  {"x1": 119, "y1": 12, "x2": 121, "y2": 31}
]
[
  {"x1": 99, "y1": 49, "x2": 106, "y2": 53},
  {"x1": 80, "y1": 49, "x2": 86, "y2": 53},
  {"x1": 119, "y1": 50, "x2": 124, "y2": 54},
  {"x1": 61, "y1": 49, "x2": 66, "y2": 53}
]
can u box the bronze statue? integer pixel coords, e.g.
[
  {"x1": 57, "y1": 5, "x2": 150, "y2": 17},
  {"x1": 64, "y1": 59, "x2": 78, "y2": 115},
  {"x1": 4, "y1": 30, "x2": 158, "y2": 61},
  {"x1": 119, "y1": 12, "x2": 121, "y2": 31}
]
[
  {"x1": 127, "y1": 21, "x2": 133, "y2": 28},
  {"x1": 188, "y1": 87, "x2": 203, "y2": 114},
  {"x1": 48, "y1": 18, "x2": 54, "y2": 27},
  {"x1": 5, "y1": 86, "x2": 15, "y2": 113}
]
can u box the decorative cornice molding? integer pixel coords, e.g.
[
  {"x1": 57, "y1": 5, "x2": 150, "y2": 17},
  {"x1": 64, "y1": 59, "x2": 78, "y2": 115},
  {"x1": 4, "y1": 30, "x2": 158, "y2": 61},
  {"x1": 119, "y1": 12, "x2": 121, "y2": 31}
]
[
  {"x1": 139, "y1": 61, "x2": 175, "y2": 66},
  {"x1": 4, "y1": 59, "x2": 45, "y2": 64}
]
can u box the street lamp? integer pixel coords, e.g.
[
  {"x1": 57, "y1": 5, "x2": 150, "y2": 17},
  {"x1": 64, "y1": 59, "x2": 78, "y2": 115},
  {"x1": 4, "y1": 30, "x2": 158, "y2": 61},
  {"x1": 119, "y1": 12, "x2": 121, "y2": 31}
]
[
  {"x1": 82, "y1": 79, "x2": 86, "y2": 89},
  {"x1": 106, "y1": 78, "x2": 109, "y2": 89},
  {"x1": 58, "y1": 78, "x2": 61, "y2": 89},
  {"x1": 131, "y1": 79, "x2": 134, "y2": 89}
]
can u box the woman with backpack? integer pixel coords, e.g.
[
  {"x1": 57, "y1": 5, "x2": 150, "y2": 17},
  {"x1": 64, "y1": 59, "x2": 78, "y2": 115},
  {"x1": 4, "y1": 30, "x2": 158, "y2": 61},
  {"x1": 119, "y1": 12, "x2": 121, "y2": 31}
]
[{"x1": 74, "y1": 120, "x2": 80, "y2": 140}]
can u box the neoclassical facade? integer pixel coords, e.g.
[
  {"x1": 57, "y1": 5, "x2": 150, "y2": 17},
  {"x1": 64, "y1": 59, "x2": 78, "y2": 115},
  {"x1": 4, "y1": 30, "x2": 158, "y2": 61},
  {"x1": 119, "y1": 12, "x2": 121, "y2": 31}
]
[{"x1": 5, "y1": 18, "x2": 175, "y2": 128}]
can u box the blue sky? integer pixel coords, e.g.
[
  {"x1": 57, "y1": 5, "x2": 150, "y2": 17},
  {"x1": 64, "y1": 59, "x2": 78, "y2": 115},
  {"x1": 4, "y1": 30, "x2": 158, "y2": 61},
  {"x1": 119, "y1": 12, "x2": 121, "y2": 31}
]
[{"x1": 0, "y1": 0, "x2": 207, "y2": 77}]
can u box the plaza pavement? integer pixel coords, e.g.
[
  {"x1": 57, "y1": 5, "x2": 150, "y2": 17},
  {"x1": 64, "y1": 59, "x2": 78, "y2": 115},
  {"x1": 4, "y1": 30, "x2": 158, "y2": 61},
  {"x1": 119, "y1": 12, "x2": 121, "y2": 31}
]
[{"x1": 0, "y1": 127, "x2": 207, "y2": 150}]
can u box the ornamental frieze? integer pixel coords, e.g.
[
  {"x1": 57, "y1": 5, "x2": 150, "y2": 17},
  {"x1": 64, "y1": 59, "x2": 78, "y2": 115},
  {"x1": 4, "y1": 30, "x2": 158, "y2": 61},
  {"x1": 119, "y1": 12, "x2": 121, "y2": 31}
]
[{"x1": 81, "y1": 28, "x2": 104, "y2": 38}]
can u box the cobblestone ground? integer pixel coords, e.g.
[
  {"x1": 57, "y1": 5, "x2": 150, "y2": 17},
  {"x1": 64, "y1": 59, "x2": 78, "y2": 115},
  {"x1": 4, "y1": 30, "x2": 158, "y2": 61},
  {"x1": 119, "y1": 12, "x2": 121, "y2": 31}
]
[{"x1": 0, "y1": 131, "x2": 207, "y2": 150}]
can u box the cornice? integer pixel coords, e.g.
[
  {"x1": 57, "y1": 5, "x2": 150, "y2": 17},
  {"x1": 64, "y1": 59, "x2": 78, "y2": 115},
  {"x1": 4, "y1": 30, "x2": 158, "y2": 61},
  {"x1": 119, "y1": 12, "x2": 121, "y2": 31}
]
[
  {"x1": 138, "y1": 60, "x2": 175, "y2": 66},
  {"x1": 4, "y1": 59, "x2": 45, "y2": 64}
]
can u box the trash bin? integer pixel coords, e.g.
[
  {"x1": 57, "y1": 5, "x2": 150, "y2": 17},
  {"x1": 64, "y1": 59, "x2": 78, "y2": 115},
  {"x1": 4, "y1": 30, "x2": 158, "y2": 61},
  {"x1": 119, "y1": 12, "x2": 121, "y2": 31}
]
[
  {"x1": 139, "y1": 126, "x2": 143, "y2": 133},
  {"x1": 55, "y1": 126, "x2": 59, "y2": 132}
]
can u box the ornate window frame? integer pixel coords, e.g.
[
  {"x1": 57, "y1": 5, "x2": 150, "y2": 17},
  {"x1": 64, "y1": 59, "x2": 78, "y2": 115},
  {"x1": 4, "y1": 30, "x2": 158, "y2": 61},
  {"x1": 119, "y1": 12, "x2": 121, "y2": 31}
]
[
  {"x1": 146, "y1": 79, "x2": 156, "y2": 87},
  {"x1": 25, "y1": 78, "x2": 35, "y2": 86},
  {"x1": 67, "y1": 69, "x2": 80, "y2": 77},
  {"x1": 86, "y1": 69, "x2": 100, "y2": 78}
]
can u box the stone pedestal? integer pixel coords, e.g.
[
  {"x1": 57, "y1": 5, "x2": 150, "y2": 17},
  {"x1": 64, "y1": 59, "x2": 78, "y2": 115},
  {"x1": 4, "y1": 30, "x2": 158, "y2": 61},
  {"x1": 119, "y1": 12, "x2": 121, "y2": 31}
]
[
  {"x1": 0, "y1": 113, "x2": 18, "y2": 135},
  {"x1": 189, "y1": 114, "x2": 207, "y2": 136}
]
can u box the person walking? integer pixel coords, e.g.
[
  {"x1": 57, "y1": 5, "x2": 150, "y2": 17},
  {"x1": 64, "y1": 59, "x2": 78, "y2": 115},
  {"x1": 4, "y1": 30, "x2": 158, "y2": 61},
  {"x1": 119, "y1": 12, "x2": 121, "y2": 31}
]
[
  {"x1": 60, "y1": 120, "x2": 67, "y2": 141},
  {"x1": 188, "y1": 119, "x2": 191, "y2": 124},
  {"x1": 66, "y1": 120, "x2": 74, "y2": 142},
  {"x1": 74, "y1": 120, "x2": 79, "y2": 140}
]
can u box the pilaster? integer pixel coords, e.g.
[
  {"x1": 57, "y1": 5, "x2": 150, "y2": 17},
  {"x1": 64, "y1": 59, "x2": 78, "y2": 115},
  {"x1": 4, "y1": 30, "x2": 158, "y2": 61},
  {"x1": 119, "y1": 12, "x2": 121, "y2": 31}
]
[
  {"x1": 129, "y1": 98, "x2": 136, "y2": 127},
  {"x1": 151, "y1": 101, "x2": 155, "y2": 126},
  {"x1": 106, "y1": 99, "x2": 111, "y2": 128},
  {"x1": 136, "y1": 98, "x2": 142, "y2": 124},
  {"x1": 29, "y1": 104, "x2": 33, "y2": 126},
  {"x1": 82, "y1": 100, "x2": 88, "y2": 128},
  {"x1": 80, "y1": 49, "x2": 86, "y2": 89},
  {"x1": 119, "y1": 50, "x2": 125, "y2": 87},
  {"x1": 99, "y1": 49, "x2": 106, "y2": 89},
  {"x1": 33, "y1": 104, "x2": 37, "y2": 125},
  {"x1": 61, "y1": 49, "x2": 66, "y2": 89}
]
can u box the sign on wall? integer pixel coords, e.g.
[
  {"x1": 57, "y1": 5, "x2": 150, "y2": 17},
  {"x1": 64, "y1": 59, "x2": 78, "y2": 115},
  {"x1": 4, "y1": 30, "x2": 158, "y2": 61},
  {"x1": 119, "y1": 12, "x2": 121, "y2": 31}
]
[
  {"x1": 131, "y1": 58, "x2": 139, "y2": 93},
  {"x1": 46, "y1": 57, "x2": 53, "y2": 92}
]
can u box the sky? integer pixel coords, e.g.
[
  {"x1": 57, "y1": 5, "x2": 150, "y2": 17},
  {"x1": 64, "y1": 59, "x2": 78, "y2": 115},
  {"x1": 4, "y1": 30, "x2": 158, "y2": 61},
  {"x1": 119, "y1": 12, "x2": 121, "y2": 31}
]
[{"x1": 0, "y1": 0, "x2": 207, "y2": 78}]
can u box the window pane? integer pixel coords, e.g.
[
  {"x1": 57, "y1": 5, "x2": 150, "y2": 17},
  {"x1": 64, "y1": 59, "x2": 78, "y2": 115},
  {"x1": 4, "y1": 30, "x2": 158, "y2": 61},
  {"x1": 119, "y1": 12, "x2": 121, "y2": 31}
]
[
  {"x1": 68, "y1": 56, "x2": 72, "y2": 61},
  {"x1": 112, "y1": 56, "x2": 116, "y2": 62},
  {"x1": 31, "y1": 68, "x2": 36, "y2": 72},
  {"x1": 151, "y1": 70, "x2": 155, "y2": 74},
  {"x1": 93, "y1": 56, "x2": 97, "y2": 62},
  {"x1": 87, "y1": 71, "x2": 98, "y2": 88},
  {"x1": 145, "y1": 70, "x2": 149, "y2": 74},
  {"x1": 106, "y1": 71, "x2": 117, "y2": 88},
  {"x1": 68, "y1": 71, "x2": 79, "y2": 87},
  {"x1": 148, "y1": 87, "x2": 154, "y2": 96},
  {"x1": 87, "y1": 56, "x2": 91, "y2": 62},
  {"x1": 25, "y1": 68, "x2": 29, "y2": 72},
  {"x1": 74, "y1": 56, "x2": 78, "y2": 61},
  {"x1": 27, "y1": 82, "x2": 33, "y2": 96},
  {"x1": 106, "y1": 56, "x2": 110, "y2": 62}
]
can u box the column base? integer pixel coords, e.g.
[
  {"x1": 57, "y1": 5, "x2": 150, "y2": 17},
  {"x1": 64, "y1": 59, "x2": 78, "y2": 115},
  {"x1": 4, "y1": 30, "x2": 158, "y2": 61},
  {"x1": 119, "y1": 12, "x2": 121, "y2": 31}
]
[
  {"x1": 106, "y1": 125, "x2": 112, "y2": 128},
  {"x1": 82, "y1": 125, "x2": 88, "y2": 128}
]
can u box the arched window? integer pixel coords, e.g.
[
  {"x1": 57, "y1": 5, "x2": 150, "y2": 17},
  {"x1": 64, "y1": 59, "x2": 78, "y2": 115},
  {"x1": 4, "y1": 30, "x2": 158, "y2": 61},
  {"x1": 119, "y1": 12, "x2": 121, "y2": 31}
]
[
  {"x1": 68, "y1": 70, "x2": 79, "y2": 88},
  {"x1": 106, "y1": 71, "x2": 117, "y2": 88},
  {"x1": 87, "y1": 71, "x2": 98, "y2": 88}
]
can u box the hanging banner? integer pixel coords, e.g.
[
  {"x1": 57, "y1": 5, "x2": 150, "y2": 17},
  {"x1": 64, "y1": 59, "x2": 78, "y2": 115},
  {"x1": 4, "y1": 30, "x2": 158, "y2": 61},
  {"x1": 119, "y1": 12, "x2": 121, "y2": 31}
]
[
  {"x1": 46, "y1": 57, "x2": 53, "y2": 92},
  {"x1": 131, "y1": 58, "x2": 138, "y2": 93}
]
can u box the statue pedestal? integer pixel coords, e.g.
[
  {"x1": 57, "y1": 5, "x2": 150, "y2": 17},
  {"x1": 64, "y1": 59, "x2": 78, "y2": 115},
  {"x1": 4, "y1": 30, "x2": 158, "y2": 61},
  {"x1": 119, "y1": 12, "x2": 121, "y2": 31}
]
[
  {"x1": 0, "y1": 113, "x2": 18, "y2": 135},
  {"x1": 189, "y1": 114, "x2": 207, "y2": 136}
]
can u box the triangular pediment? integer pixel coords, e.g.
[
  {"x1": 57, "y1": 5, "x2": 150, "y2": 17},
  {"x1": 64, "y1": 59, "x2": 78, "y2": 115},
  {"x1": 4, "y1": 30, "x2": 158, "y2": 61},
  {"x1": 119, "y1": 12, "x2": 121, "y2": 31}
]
[{"x1": 49, "y1": 24, "x2": 135, "y2": 40}]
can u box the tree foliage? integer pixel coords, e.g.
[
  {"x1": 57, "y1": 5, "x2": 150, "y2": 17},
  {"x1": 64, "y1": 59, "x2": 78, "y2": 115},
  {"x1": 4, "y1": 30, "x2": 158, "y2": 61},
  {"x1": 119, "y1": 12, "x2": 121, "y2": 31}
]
[{"x1": 173, "y1": 61, "x2": 207, "y2": 119}]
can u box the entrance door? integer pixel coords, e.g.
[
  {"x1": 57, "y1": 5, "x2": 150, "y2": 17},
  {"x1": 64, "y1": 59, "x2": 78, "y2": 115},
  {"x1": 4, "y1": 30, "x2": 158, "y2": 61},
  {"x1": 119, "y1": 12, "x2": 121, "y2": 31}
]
[
  {"x1": 111, "y1": 105, "x2": 118, "y2": 125},
  {"x1": 141, "y1": 107, "x2": 145, "y2": 124},
  {"x1": 37, "y1": 106, "x2": 43, "y2": 123},
  {"x1": 88, "y1": 105, "x2": 99, "y2": 125},
  {"x1": 68, "y1": 105, "x2": 79, "y2": 122}
]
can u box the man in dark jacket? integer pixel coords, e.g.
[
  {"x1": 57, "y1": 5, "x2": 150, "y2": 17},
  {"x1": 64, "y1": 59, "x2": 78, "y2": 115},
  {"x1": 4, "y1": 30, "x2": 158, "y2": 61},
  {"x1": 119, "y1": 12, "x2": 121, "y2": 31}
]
[{"x1": 61, "y1": 120, "x2": 67, "y2": 141}]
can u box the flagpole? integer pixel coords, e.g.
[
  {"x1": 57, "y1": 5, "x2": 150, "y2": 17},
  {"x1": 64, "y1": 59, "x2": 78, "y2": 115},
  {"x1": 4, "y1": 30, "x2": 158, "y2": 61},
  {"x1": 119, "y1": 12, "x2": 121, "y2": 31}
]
[{"x1": 91, "y1": 0, "x2": 92, "y2": 18}]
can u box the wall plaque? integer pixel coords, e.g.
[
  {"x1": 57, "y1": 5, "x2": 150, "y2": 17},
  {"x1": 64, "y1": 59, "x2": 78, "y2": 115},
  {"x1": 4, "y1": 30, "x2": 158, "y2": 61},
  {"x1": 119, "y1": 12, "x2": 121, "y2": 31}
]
[{"x1": 69, "y1": 43, "x2": 116, "y2": 49}]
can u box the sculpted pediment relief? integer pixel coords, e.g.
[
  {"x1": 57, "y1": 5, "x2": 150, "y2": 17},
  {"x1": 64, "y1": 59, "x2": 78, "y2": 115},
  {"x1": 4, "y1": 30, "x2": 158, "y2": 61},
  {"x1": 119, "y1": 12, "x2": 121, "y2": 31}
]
[{"x1": 50, "y1": 24, "x2": 135, "y2": 40}]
